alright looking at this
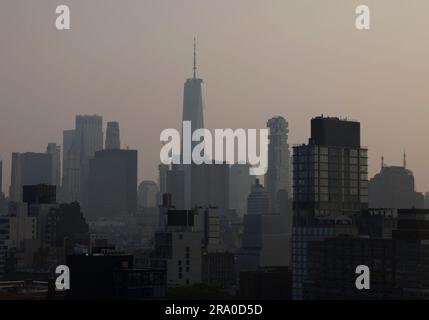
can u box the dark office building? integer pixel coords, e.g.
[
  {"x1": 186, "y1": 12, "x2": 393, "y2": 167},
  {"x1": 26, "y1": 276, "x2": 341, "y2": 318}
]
[
  {"x1": 394, "y1": 209, "x2": 429, "y2": 299},
  {"x1": 293, "y1": 116, "x2": 368, "y2": 218},
  {"x1": 66, "y1": 254, "x2": 166, "y2": 299},
  {"x1": 309, "y1": 116, "x2": 360, "y2": 148},
  {"x1": 202, "y1": 251, "x2": 236, "y2": 290},
  {"x1": 239, "y1": 267, "x2": 292, "y2": 300},
  {"x1": 22, "y1": 184, "x2": 56, "y2": 204},
  {"x1": 302, "y1": 209, "x2": 429, "y2": 300},
  {"x1": 303, "y1": 236, "x2": 398, "y2": 300},
  {"x1": 292, "y1": 116, "x2": 368, "y2": 299},
  {"x1": 87, "y1": 149, "x2": 137, "y2": 220}
]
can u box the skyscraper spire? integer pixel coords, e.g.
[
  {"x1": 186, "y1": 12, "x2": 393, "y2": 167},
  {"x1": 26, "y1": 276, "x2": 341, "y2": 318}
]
[
  {"x1": 403, "y1": 150, "x2": 407, "y2": 168},
  {"x1": 193, "y1": 37, "x2": 197, "y2": 79},
  {"x1": 381, "y1": 154, "x2": 384, "y2": 169}
]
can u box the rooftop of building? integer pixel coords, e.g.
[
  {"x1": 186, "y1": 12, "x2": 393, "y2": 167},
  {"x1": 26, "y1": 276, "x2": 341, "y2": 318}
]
[{"x1": 312, "y1": 115, "x2": 359, "y2": 123}]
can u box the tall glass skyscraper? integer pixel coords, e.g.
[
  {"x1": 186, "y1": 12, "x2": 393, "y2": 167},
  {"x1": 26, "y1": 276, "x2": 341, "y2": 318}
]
[
  {"x1": 292, "y1": 116, "x2": 368, "y2": 300},
  {"x1": 293, "y1": 116, "x2": 368, "y2": 217},
  {"x1": 181, "y1": 39, "x2": 205, "y2": 209},
  {"x1": 182, "y1": 38, "x2": 204, "y2": 147},
  {"x1": 75, "y1": 115, "x2": 103, "y2": 207}
]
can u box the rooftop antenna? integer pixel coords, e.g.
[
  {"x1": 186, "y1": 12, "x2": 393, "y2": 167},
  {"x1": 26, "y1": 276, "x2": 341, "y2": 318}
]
[
  {"x1": 381, "y1": 154, "x2": 384, "y2": 169},
  {"x1": 193, "y1": 37, "x2": 197, "y2": 79},
  {"x1": 403, "y1": 150, "x2": 406, "y2": 168}
]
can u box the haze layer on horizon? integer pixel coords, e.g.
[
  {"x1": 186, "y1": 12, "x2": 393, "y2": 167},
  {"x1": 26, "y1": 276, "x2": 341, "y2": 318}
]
[{"x1": 1, "y1": 0, "x2": 428, "y2": 194}]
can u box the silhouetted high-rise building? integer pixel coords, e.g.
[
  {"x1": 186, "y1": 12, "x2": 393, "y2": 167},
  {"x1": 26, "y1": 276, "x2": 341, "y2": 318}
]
[
  {"x1": 105, "y1": 121, "x2": 120, "y2": 150},
  {"x1": 166, "y1": 166, "x2": 185, "y2": 210},
  {"x1": 61, "y1": 115, "x2": 103, "y2": 205},
  {"x1": 10, "y1": 152, "x2": 53, "y2": 202},
  {"x1": 237, "y1": 180, "x2": 269, "y2": 272},
  {"x1": 87, "y1": 149, "x2": 137, "y2": 220},
  {"x1": 46, "y1": 143, "x2": 61, "y2": 188},
  {"x1": 293, "y1": 116, "x2": 368, "y2": 218},
  {"x1": 265, "y1": 116, "x2": 291, "y2": 211},
  {"x1": 138, "y1": 180, "x2": 158, "y2": 208},
  {"x1": 292, "y1": 116, "x2": 368, "y2": 300},
  {"x1": 181, "y1": 39, "x2": 205, "y2": 209},
  {"x1": 158, "y1": 163, "x2": 169, "y2": 205},
  {"x1": 61, "y1": 129, "x2": 81, "y2": 203},
  {"x1": 76, "y1": 115, "x2": 103, "y2": 207},
  {"x1": 182, "y1": 38, "x2": 204, "y2": 148},
  {"x1": 238, "y1": 179, "x2": 291, "y2": 273},
  {"x1": 75, "y1": 115, "x2": 103, "y2": 163},
  {"x1": 247, "y1": 179, "x2": 269, "y2": 216},
  {"x1": 369, "y1": 156, "x2": 424, "y2": 209},
  {"x1": 229, "y1": 164, "x2": 253, "y2": 217}
]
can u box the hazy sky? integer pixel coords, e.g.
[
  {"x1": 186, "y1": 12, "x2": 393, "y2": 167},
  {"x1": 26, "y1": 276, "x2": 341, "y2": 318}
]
[{"x1": 1, "y1": 0, "x2": 429, "y2": 194}]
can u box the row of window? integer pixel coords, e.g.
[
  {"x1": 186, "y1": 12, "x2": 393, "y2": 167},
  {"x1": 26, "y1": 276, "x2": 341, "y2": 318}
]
[
  {"x1": 294, "y1": 194, "x2": 368, "y2": 202},
  {"x1": 295, "y1": 173, "x2": 368, "y2": 183},
  {"x1": 294, "y1": 164, "x2": 368, "y2": 172},
  {"x1": 294, "y1": 147, "x2": 368, "y2": 158}
]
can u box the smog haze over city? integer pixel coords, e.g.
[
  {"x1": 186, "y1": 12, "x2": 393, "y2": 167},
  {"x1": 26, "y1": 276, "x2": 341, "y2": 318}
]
[
  {"x1": 2, "y1": 0, "x2": 429, "y2": 310},
  {"x1": 1, "y1": 0, "x2": 429, "y2": 193}
]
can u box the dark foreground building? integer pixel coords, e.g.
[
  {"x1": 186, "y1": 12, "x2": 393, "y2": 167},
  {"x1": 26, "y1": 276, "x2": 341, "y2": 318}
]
[
  {"x1": 302, "y1": 209, "x2": 429, "y2": 300},
  {"x1": 239, "y1": 267, "x2": 292, "y2": 300},
  {"x1": 67, "y1": 254, "x2": 166, "y2": 300}
]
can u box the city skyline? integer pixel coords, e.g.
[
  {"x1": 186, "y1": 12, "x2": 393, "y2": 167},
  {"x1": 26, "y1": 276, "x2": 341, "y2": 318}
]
[{"x1": 2, "y1": 0, "x2": 429, "y2": 194}]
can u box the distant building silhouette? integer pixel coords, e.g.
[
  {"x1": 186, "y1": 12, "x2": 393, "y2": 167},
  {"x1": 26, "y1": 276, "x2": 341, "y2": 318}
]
[
  {"x1": 247, "y1": 179, "x2": 269, "y2": 216},
  {"x1": 181, "y1": 39, "x2": 204, "y2": 209},
  {"x1": 369, "y1": 157, "x2": 424, "y2": 209},
  {"x1": 46, "y1": 143, "x2": 61, "y2": 188},
  {"x1": 105, "y1": 121, "x2": 120, "y2": 150},
  {"x1": 158, "y1": 163, "x2": 169, "y2": 206},
  {"x1": 229, "y1": 164, "x2": 253, "y2": 217},
  {"x1": 61, "y1": 129, "x2": 81, "y2": 203},
  {"x1": 75, "y1": 115, "x2": 103, "y2": 207},
  {"x1": 265, "y1": 116, "x2": 291, "y2": 211},
  {"x1": 61, "y1": 115, "x2": 103, "y2": 205},
  {"x1": 182, "y1": 38, "x2": 204, "y2": 148},
  {"x1": 237, "y1": 180, "x2": 268, "y2": 271},
  {"x1": 238, "y1": 179, "x2": 291, "y2": 273},
  {"x1": 166, "y1": 165, "x2": 186, "y2": 210},
  {"x1": 138, "y1": 180, "x2": 158, "y2": 208},
  {"x1": 87, "y1": 149, "x2": 137, "y2": 220}
]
